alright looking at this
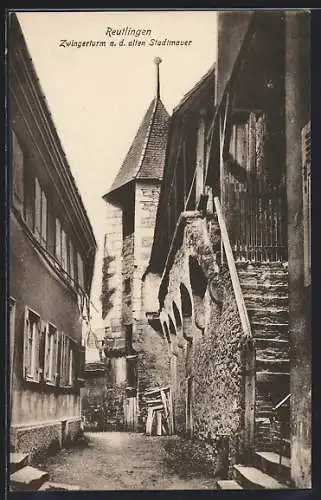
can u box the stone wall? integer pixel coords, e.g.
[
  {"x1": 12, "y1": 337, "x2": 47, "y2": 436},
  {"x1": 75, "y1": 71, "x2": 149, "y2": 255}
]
[
  {"x1": 103, "y1": 201, "x2": 123, "y2": 332},
  {"x1": 81, "y1": 370, "x2": 126, "y2": 431},
  {"x1": 149, "y1": 214, "x2": 249, "y2": 469},
  {"x1": 192, "y1": 268, "x2": 247, "y2": 468},
  {"x1": 122, "y1": 233, "x2": 134, "y2": 326},
  {"x1": 133, "y1": 181, "x2": 161, "y2": 324},
  {"x1": 11, "y1": 416, "x2": 82, "y2": 460},
  {"x1": 134, "y1": 319, "x2": 171, "y2": 430}
]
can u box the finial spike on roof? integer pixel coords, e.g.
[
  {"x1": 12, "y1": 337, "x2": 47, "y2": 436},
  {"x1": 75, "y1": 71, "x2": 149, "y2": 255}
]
[{"x1": 153, "y1": 56, "x2": 162, "y2": 99}]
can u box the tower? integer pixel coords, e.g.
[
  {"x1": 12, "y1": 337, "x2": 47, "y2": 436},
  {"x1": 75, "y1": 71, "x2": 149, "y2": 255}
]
[{"x1": 102, "y1": 58, "x2": 170, "y2": 430}]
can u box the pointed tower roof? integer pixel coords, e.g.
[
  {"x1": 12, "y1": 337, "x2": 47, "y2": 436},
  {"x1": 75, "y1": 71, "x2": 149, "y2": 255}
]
[{"x1": 105, "y1": 58, "x2": 170, "y2": 198}]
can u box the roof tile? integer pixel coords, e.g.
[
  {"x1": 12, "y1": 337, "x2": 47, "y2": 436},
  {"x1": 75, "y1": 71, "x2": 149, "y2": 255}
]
[{"x1": 106, "y1": 97, "x2": 169, "y2": 195}]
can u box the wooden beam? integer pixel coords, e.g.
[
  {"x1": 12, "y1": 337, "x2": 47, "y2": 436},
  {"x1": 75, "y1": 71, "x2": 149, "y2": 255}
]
[{"x1": 214, "y1": 197, "x2": 252, "y2": 339}]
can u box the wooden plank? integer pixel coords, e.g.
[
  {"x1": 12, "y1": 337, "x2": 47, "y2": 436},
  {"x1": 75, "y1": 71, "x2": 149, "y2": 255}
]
[
  {"x1": 147, "y1": 404, "x2": 164, "y2": 411},
  {"x1": 144, "y1": 398, "x2": 162, "y2": 404},
  {"x1": 145, "y1": 407, "x2": 154, "y2": 436},
  {"x1": 160, "y1": 390, "x2": 169, "y2": 418},
  {"x1": 244, "y1": 340, "x2": 256, "y2": 455},
  {"x1": 167, "y1": 388, "x2": 174, "y2": 435},
  {"x1": 214, "y1": 197, "x2": 252, "y2": 338},
  {"x1": 156, "y1": 411, "x2": 162, "y2": 436},
  {"x1": 144, "y1": 385, "x2": 170, "y2": 395}
]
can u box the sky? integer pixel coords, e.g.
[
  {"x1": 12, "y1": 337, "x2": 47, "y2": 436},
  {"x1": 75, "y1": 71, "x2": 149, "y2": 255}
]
[{"x1": 16, "y1": 10, "x2": 218, "y2": 330}]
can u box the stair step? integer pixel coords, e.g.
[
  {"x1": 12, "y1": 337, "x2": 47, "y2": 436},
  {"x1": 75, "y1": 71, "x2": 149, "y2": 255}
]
[
  {"x1": 255, "y1": 338, "x2": 289, "y2": 346},
  {"x1": 248, "y1": 308, "x2": 288, "y2": 324},
  {"x1": 256, "y1": 371, "x2": 290, "y2": 383},
  {"x1": 10, "y1": 465, "x2": 49, "y2": 491},
  {"x1": 241, "y1": 283, "x2": 288, "y2": 296},
  {"x1": 251, "y1": 322, "x2": 288, "y2": 338},
  {"x1": 238, "y1": 270, "x2": 287, "y2": 282},
  {"x1": 233, "y1": 464, "x2": 287, "y2": 489},
  {"x1": 10, "y1": 453, "x2": 29, "y2": 473},
  {"x1": 217, "y1": 479, "x2": 243, "y2": 490},
  {"x1": 244, "y1": 295, "x2": 288, "y2": 309},
  {"x1": 256, "y1": 358, "x2": 290, "y2": 371},
  {"x1": 256, "y1": 350, "x2": 290, "y2": 362},
  {"x1": 38, "y1": 481, "x2": 81, "y2": 491},
  {"x1": 254, "y1": 451, "x2": 291, "y2": 483}
]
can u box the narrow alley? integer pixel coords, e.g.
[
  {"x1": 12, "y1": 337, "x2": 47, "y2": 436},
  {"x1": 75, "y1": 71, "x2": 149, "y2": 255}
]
[{"x1": 37, "y1": 432, "x2": 217, "y2": 490}]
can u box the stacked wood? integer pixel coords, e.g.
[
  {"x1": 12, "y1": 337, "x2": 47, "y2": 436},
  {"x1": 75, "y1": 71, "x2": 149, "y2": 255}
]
[{"x1": 143, "y1": 385, "x2": 174, "y2": 436}]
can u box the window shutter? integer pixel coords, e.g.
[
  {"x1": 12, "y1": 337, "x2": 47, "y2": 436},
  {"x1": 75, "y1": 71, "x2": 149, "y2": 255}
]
[
  {"x1": 34, "y1": 319, "x2": 41, "y2": 382},
  {"x1": 77, "y1": 253, "x2": 84, "y2": 289},
  {"x1": 302, "y1": 121, "x2": 311, "y2": 286},
  {"x1": 69, "y1": 240, "x2": 75, "y2": 282},
  {"x1": 35, "y1": 177, "x2": 42, "y2": 242},
  {"x1": 55, "y1": 218, "x2": 62, "y2": 263},
  {"x1": 12, "y1": 130, "x2": 24, "y2": 211},
  {"x1": 38, "y1": 320, "x2": 47, "y2": 381},
  {"x1": 41, "y1": 190, "x2": 47, "y2": 246},
  {"x1": 69, "y1": 347, "x2": 74, "y2": 386},
  {"x1": 60, "y1": 333, "x2": 65, "y2": 386},
  {"x1": 55, "y1": 332, "x2": 61, "y2": 386},
  {"x1": 61, "y1": 229, "x2": 67, "y2": 271},
  {"x1": 44, "y1": 323, "x2": 50, "y2": 381},
  {"x1": 23, "y1": 307, "x2": 30, "y2": 380}
]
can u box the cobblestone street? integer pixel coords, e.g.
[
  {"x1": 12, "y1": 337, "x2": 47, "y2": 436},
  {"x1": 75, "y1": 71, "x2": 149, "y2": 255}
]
[{"x1": 37, "y1": 432, "x2": 218, "y2": 490}]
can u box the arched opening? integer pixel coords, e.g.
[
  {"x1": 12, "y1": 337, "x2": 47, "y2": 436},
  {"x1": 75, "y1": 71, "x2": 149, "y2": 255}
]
[
  {"x1": 180, "y1": 283, "x2": 192, "y2": 318},
  {"x1": 180, "y1": 283, "x2": 194, "y2": 341},
  {"x1": 189, "y1": 257, "x2": 207, "y2": 299},
  {"x1": 168, "y1": 315, "x2": 176, "y2": 336},
  {"x1": 189, "y1": 257, "x2": 207, "y2": 335},
  {"x1": 163, "y1": 321, "x2": 171, "y2": 344},
  {"x1": 172, "y1": 301, "x2": 182, "y2": 329}
]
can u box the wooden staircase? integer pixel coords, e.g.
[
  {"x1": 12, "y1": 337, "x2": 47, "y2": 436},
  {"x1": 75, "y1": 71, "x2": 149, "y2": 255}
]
[
  {"x1": 238, "y1": 262, "x2": 290, "y2": 452},
  {"x1": 218, "y1": 262, "x2": 291, "y2": 490}
]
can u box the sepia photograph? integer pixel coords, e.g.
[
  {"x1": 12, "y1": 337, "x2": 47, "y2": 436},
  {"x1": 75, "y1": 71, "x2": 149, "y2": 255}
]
[{"x1": 7, "y1": 9, "x2": 311, "y2": 491}]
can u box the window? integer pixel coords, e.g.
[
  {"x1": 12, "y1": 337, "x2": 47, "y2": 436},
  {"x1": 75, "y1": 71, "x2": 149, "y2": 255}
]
[
  {"x1": 44, "y1": 323, "x2": 59, "y2": 385},
  {"x1": 126, "y1": 358, "x2": 137, "y2": 389},
  {"x1": 124, "y1": 278, "x2": 131, "y2": 294},
  {"x1": 24, "y1": 163, "x2": 35, "y2": 230},
  {"x1": 125, "y1": 324, "x2": 133, "y2": 354},
  {"x1": 59, "y1": 333, "x2": 75, "y2": 388},
  {"x1": 22, "y1": 307, "x2": 79, "y2": 388},
  {"x1": 23, "y1": 307, "x2": 42, "y2": 382},
  {"x1": 35, "y1": 177, "x2": 48, "y2": 245},
  {"x1": 111, "y1": 319, "x2": 121, "y2": 333},
  {"x1": 11, "y1": 130, "x2": 24, "y2": 211},
  {"x1": 55, "y1": 218, "x2": 62, "y2": 262},
  {"x1": 55, "y1": 218, "x2": 68, "y2": 271},
  {"x1": 302, "y1": 121, "x2": 311, "y2": 287},
  {"x1": 77, "y1": 252, "x2": 84, "y2": 289},
  {"x1": 69, "y1": 240, "x2": 75, "y2": 282}
]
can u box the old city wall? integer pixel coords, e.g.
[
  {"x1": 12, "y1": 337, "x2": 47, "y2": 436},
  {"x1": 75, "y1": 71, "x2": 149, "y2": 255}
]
[{"x1": 158, "y1": 214, "x2": 248, "y2": 465}]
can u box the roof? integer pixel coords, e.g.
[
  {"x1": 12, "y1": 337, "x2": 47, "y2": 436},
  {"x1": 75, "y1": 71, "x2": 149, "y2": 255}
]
[
  {"x1": 105, "y1": 97, "x2": 170, "y2": 197},
  {"x1": 173, "y1": 63, "x2": 215, "y2": 114},
  {"x1": 145, "y1": 64, "x2": 215, "y2": 277}
]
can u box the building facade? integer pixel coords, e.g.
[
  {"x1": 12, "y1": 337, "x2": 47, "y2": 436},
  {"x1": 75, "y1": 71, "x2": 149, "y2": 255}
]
[
  {"x1": 145, "y1": 11, "x2": 311, "y2": 489},
  {"x1": 9, "y1": 14, "x2": 97, "y2": 458}
]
